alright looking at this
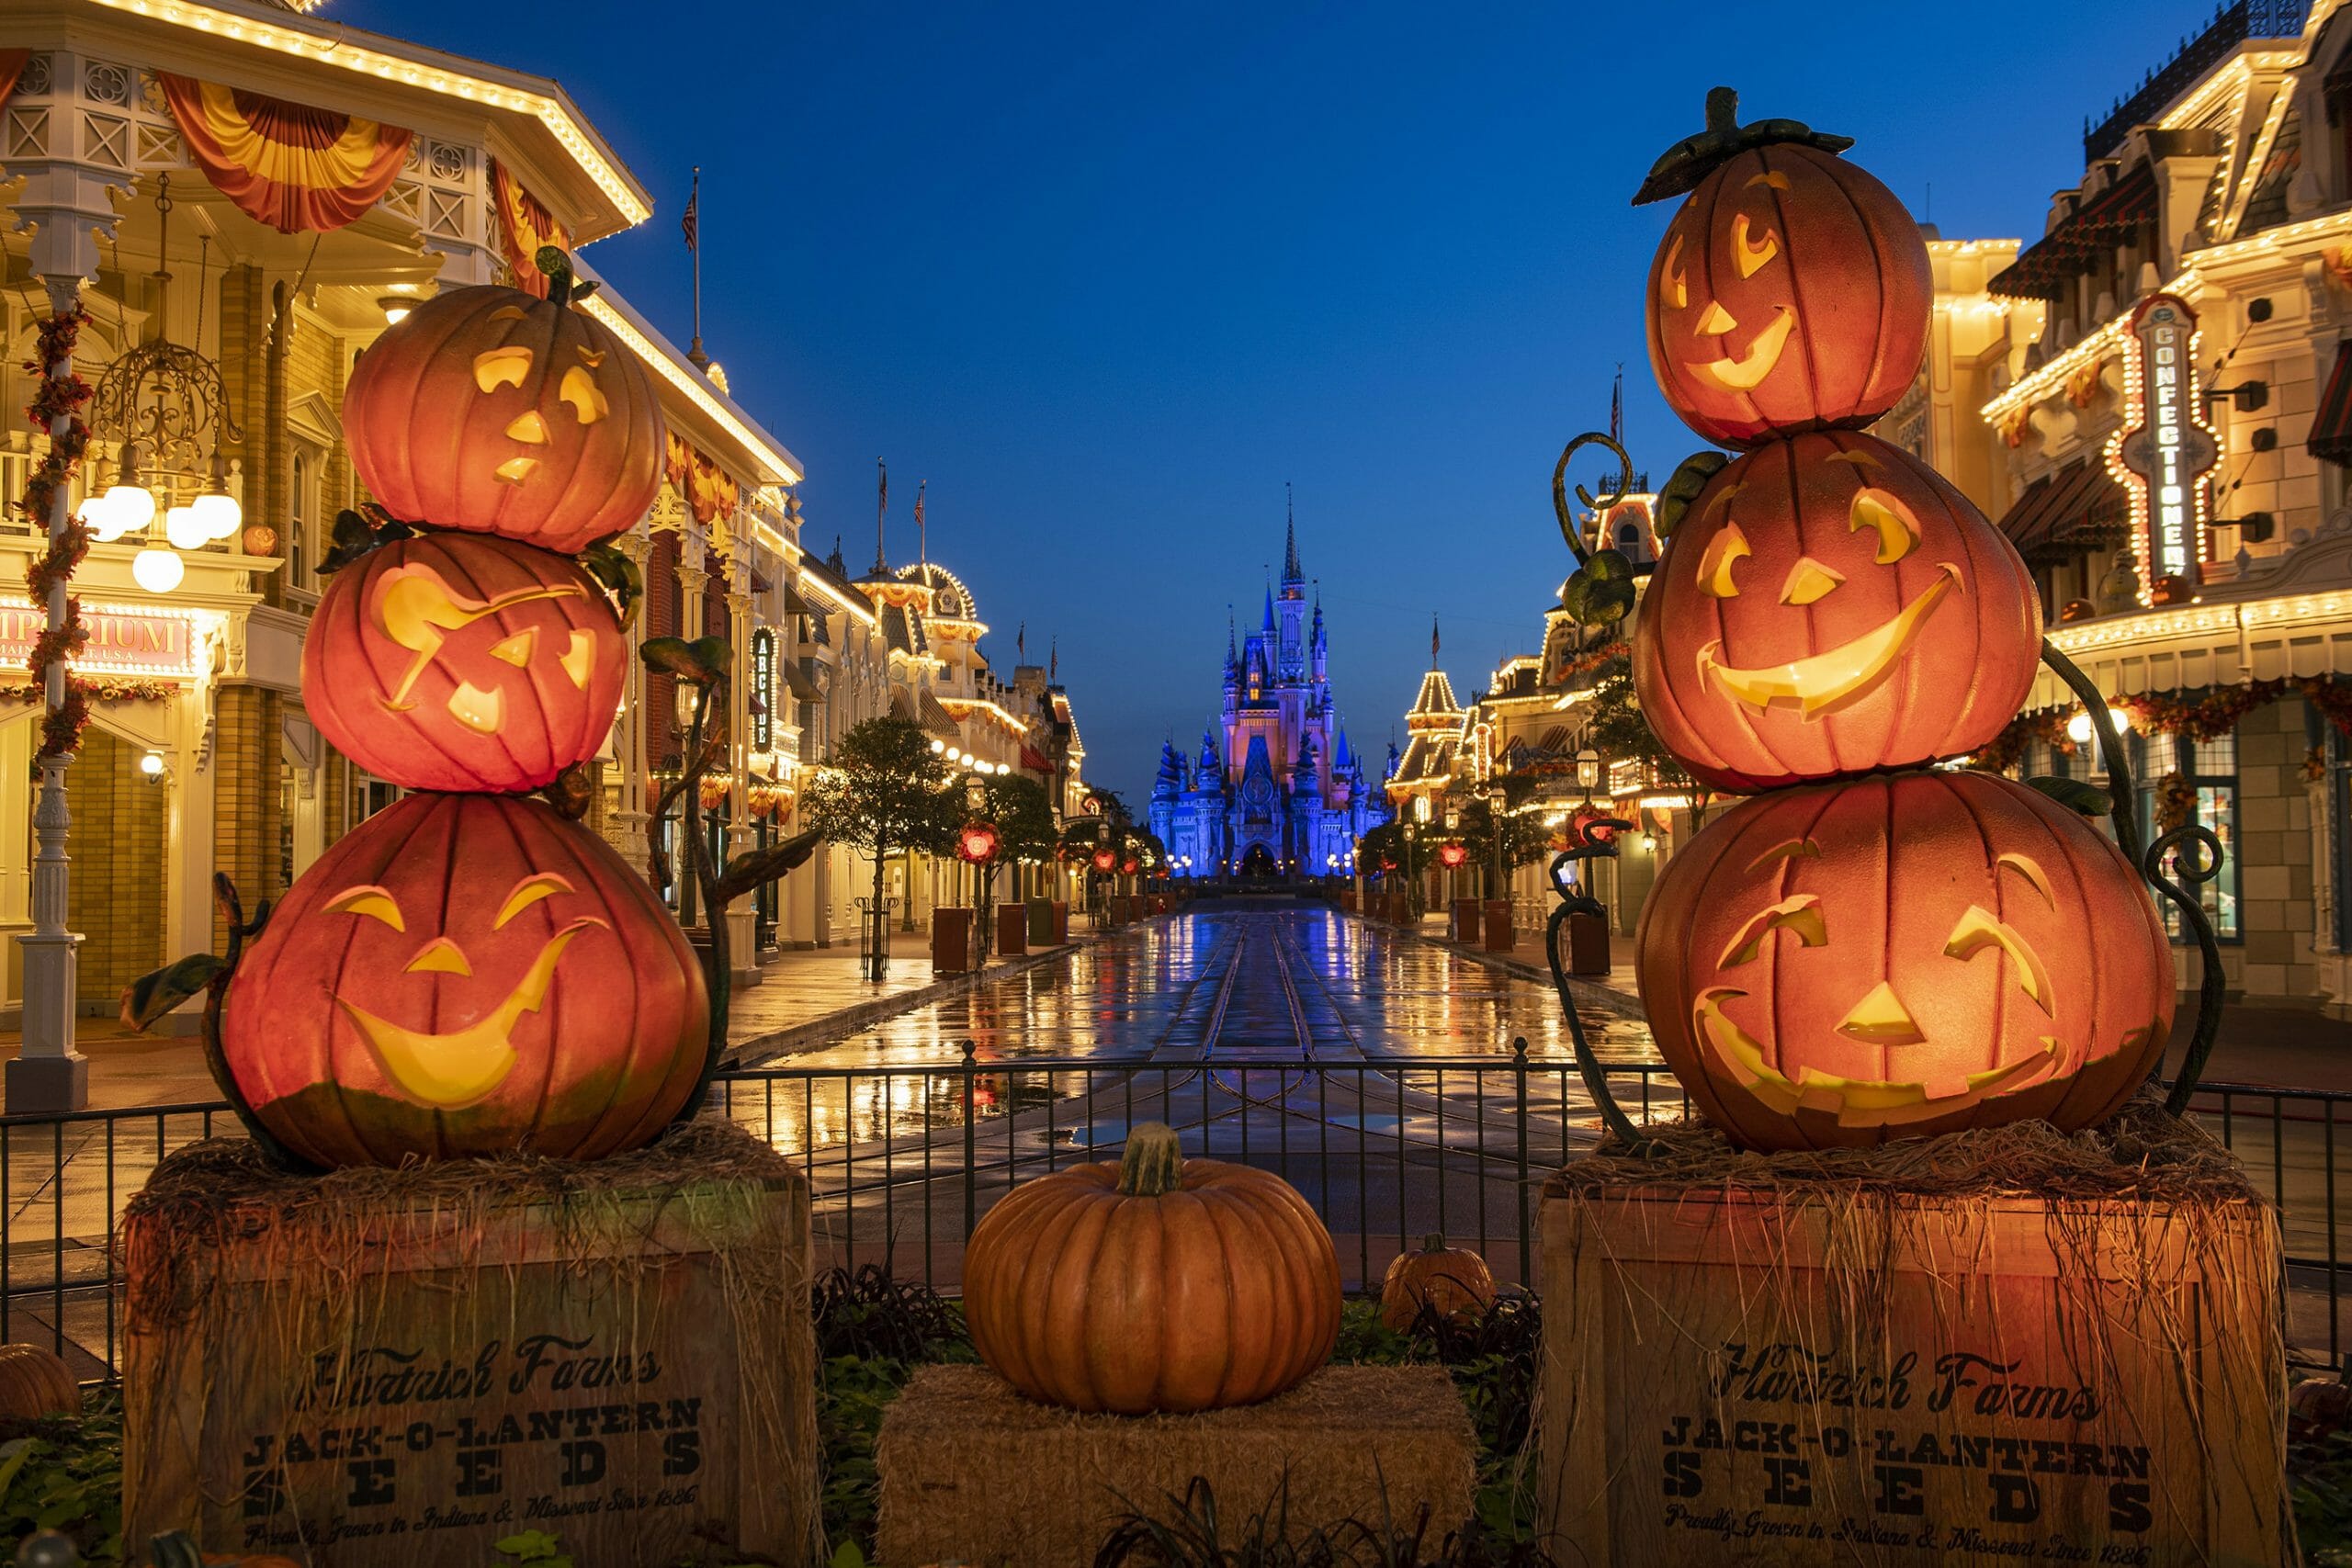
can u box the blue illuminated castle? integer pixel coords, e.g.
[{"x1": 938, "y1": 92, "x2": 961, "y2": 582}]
[{"x1": 1150, "y1": 518, "x2": 1390, "y2": 876}]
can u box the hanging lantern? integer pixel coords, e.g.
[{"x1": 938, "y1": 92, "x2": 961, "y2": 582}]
[
  {"x1": 1122, "y1": 856, "x2": 1140, "y2": 876},
  {"x1": 957, "y1": 821, "x2": 1001, "y2": 864},
  {"x1": 1437, "y1": 842, "x2": 1470, "y2": 869},
  {"x1": 1091, "y1": 848, "x2": 1119, "y2": 874}
]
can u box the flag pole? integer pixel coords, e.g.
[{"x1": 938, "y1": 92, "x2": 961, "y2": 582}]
[{"x1": 684, "y1": 166, "x2": 707, "y2": 368}]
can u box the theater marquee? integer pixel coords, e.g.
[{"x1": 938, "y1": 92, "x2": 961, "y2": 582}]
[{"x1": 2106, "y1": 292, "x2": 2220, "y2": 603}]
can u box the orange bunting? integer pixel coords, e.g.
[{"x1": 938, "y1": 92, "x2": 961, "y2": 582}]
[
  {"x1": 158, "y1": 73, "x2": 412, "y2": 235},
  {"x1": 491, "y1": 159, "x2": 571, "y2": 299},
  {"x1": 0, "y1": 51, "x2": 29, "y2": 113},
  {"x1": 663, "y1": 431, "x2": 741, "y2": 525}
]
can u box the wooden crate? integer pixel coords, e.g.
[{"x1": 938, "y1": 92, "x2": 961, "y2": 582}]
[
  {"x1": 876, "y1": 1364, "x2": 1476, "y2": 1567},
  {"x1": 1538, "y1": 1180, "x2": 2289, "y2": 1566},
  {"x1": 122, "y1": 1123, "x2": 818, "y2": 1567}
]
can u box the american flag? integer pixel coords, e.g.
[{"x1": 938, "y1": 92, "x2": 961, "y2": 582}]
[{"x1": 682, "y1": 168, "x2": 700, "y2": 251}]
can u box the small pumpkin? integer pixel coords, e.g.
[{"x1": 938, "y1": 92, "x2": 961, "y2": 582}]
[
  {"x1": 0, "y1": 1342, "x2": 78, "y2": 1419},
  {"x1": 963, "y1": 1122, "x2": 1340, "y2": 1414},
  {"x1": 150, "y1": 1532, "x2": 305, "y2": 1568},
  {"x1": 1379, "y1": 1233, "x2": 1497, "y2": 1331},
  {"x1": 343, "y1": 281, "x2": 664, "y2": 553}
]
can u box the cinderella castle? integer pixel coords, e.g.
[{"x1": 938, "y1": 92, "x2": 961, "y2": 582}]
[{"x1": 1150, "y1": 516, "x2": 1391, "y2": 877}]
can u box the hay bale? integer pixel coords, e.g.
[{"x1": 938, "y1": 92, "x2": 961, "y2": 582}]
[
  {"x1": 876, "y1": 1364, "x2": 1476, "y2": 1566},
  {"x1": 1537, "y1": 1094, "x2": 2290, "y2": 1565},
  {"x1": 122, "y1": 1119, "x2": 819, "y2": 1567}
]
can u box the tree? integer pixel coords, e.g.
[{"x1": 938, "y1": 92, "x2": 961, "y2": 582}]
[
  {"x1": 1358, "y1": 821, "x2": 1408, "y2": 882},
  {"x1": 800, "y1": 717, "x2": 961, "y2": 976},
  {"x1": 1457, "y1": 793, "x2": 1548, "y2": 897},
  {"x1": 967, "y1": 773, "x2": 1057, "y2": 961}
]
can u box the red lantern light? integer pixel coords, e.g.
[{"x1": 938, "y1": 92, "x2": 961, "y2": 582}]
[
  {"x1": 956, "y1": 821, "x2": 1001, "y2": 864},
  {"x1": 1437, "y1": 842, "x2": 1469, "y2": 869},
  {"x1": 1091, "y1": 848, "x2": 1119, "y2": 874},
  {"x1": 220, "y1": 792, "x2": 708, "y2": 1167},
  {"x1": 1122, "y1": 857, "x2": 1140, "y2": 876}
]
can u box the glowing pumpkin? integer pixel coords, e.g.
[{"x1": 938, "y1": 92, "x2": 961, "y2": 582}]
[
  {"x1": 963, "y1": 1122, "x2": 1340, "y2": 1413},
  {"x1": 1641, "y1": 94, "x2": 1930, "y2": 448},
  {"x1": 1634, "y1": 770, "x2": 2174, "y2": 1152},
  {"x1": 221, "y1": 792, "x2": 707, "y2": 1167},
  {"x1": 344, "y1": 285, "x2": 664, "y2": 553},
  {"x1": 304, "y1": 532, "x2": 624, "y2": 795},
  {"x1": 1634, "y1": 432, "x2": 2041, "y2": 793}
]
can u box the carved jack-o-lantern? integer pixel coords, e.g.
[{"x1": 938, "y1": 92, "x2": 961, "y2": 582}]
[
  {"x1": 344, "y1": 285, "x2": 664, "y2": 553},
  {"x1": 1645, "y1": 143, "x2": 1929, "y2": 448},
  {"x1": 1634, "y1": 770, "x2": 2174, "y2": 1152},
  {"x1": 304, "y1": 532, "x2": 626, "y2": 795},
  {"x1": 1633, "y1": 433, "x2": 2041, "y2": 793},
  {"x1": 222, "y1": 792, "x2": 708, "y2": 1167}
]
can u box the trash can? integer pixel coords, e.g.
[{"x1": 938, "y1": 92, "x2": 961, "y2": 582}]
[
  {"x1": 1566, "y1": 909, "x2": 1611, "y2": 976},
  {"x1": 1452, "y1": 897, "x2": 1482, "y2": 946},
  {"x1": 1051, "y1": 901, "x2": 1070, "y2": 944},
  {"x1": 1027, "y1": 897, "x2": 1055, "y2": 947},
  {"x1": 1483, "y1": 899, "x2": 1514, "y2": 953},
  {"x1": 997, "y1": 902, "x2": 1028, "y2": 958},
  {"x1": 931, "y1": 907, "x2": 972, "y2": 975},
  {"x1": 1339, "y1": 891, "x2": 1357, "y2": 914}
]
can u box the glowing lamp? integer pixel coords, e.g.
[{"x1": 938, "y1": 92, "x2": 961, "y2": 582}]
[
  {"x1": 1438, "y1": 842, "x2": 1469, "y2": 869},
  {"x1": 164, "y1": 504, "x2": 209, "y2": 552},
  {"x1": 192, "y1": 490, "x2": 243, "y2": 541},
  {"x1": 103, "y1": 481, "x2": 157, "y2": 536},
  {"x1": 131, "y1": 546, "x2": 185, "y2": 594},
  {"x1": 2065, "y1": 707, "x2": 2133, "y2": 746},
  {"x1": 956, "y1": 821, "x2": 1001, "y2": 864},
  {"x1": 138, "y1": 750, "x2": 167, "y2": 783},
  {"x1": 1122, "y1": 857, "x2": 1140, "y2": 876},
  {"x1": 1091, "y1": 849, "x2": 1119, "y2": 874}
]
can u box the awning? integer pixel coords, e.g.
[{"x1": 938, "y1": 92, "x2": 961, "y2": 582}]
[
  {"x1": 1998, "y1": 460, "x2": 2128, "y2": 564},
  {"x1": 2313, "y1": 342, "x2": 2352, "y2": 467},
  {"x1": 918, "y1": 690, "x2": 962, "y2": 743},
  {"x1": 780, "y1": 659, "x2": 824, "y2": 704},
  {"x1": 783, "y1": 583, "x2": 811, "y2": 616},
  {"x1": 1988, "y1": 164, "x2": 2157, "y2": 300},
  {"x1": 1020, "y1": 745, "x2": 1053, "y2": 773}
]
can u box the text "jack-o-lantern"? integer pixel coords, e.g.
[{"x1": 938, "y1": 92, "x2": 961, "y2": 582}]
[
  {"x1": 1634, "y1": 770, "x2": 2174, "y2": 1152},
  {"x1": 344, "y1": 285, "x2": 665, "y2": 554},
  {"x1": 304, "y1": 531, "x2": 626, "y2": 795},
  {"x1": 1633, "y1": 432, "x2": 2041, "y2": 793},
  {"x1": 222, "y1": 792, "x2": 708, "y2": 1167}
]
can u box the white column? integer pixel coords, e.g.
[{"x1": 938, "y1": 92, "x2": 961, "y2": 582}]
[
  {"x1": 724, "y1": 583, "x2": 759, "y2": 985},
  {"x1": 606, "y1": 531, "x2": 652, "y2": 868}
]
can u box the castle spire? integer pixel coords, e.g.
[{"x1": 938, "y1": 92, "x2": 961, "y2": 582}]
[{"x1": 1283, "y1": 482, "x2": 1303, "y2": 587}]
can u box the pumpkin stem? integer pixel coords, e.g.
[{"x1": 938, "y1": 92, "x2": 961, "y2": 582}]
[
  {"x1": 1422, "y1": 1232, "x2": 1448, "y2": 1253},
  {"x1": 1703, "y1": 86, "x2": 1738, "y2": 134},
  {"x1": 1117, "y1": 1122, "x2": 1184, "y2": 1197}
]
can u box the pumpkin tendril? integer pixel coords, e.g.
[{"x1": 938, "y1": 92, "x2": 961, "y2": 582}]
[{"x1": 1117, "y1": 1122, "x2": 1184, "y2": 1197}]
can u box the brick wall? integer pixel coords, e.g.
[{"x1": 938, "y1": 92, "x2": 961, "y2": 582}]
[
  {"x1": 211, "y1": 685, "x2": 284, "y2": 948},
  {"x1": 65, "y1": 728, "x2": 165, "y2": 1007},
  {"x1": 2229, "y1": 695, "x2": 2316, "y2": 1000}
]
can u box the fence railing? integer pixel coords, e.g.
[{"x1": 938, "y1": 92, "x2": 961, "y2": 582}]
[{"x1": 1, "y1": 1056, "x2": 2343, "y2": 1378}]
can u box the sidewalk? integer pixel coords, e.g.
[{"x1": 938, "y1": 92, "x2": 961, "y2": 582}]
[
  {"x1": 0, "y1": 927, "x2": 1092, "y2": 1112},
  {"x1": 1381, "y1": 909, "x2": 2352, "y2": 1094}
]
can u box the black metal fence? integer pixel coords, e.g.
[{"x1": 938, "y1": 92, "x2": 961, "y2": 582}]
[{"x1": 1, "y1": 1056, "x2": 2345, "y2": 1379}]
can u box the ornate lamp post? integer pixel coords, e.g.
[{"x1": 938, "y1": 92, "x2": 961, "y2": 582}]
[
  {"x1": 1442, "y1": 800, "x2": 1461, "y2": 907},
  {"x1": 1486, "y1": 777, "x2": 1510, "y2": 900}
]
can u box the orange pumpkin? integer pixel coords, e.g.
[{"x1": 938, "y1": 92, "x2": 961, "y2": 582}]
[
  {"x1": 221, "y1": 792, "x2": 707, "y2": 1167},
  {"x1": 1642, "y1": 96, "x2": 1930, "y2": 448},
  {"x1": 1633, "y1": 432, "x2": 2041, "y2": 793},
  {"x1": 963, "y1": 1122, "x2": 1340, "y2": 1414},
  {"x1": 1378, "y1": 1234, "x2": 1496, "y2": 1331},
  {"x1": 1635, "y1": 770, "x2": 2174, "y2": 1152},
  {"x1": 344, "y1": 284, "x2": 664, "y2": 553},
  {"x1": 0, "y1": 1343, "x2": 78, "y2": 1420},
  {"x1": 304, "y1": 531, "x2": 625, "y2": 795}
]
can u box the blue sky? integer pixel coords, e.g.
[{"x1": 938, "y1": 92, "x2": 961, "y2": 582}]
[{"x1": 342, "y1": 0, "x2": 2224, "y2": 802}]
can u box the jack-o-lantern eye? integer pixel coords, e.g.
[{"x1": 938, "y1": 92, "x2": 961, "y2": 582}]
[
  {"x1": 496, "y1": 872, "x2": 577, "y2": 929},
  {"x1": 1746, "y1": 839, "x2": 1820, "y2": 873},
  {"x1": 1849, "y1": 490, "x2": 1921, "y2": 564},
  {"x1": 560, "y1": 629, "x2": 595, "y2": 688},
  {"x1": 1780, "y1": 558, "x2": 1844, "y2": 606},
  {"x1": 1731, "y1": 212, "x2": 1780, "y2": 278},
  {"x1": 325, "y1": 886, "x2": 405, "y2": 931},
  {"x1": 490, "y1": 629, "x2": 537, "y2": 667},
  {"x1": 475, "y1": 346, "x2": 533, "y2": 393},
  {"x1": 1697, "y1": 522, "x2": 1750, "y2": 598},
  {"x1": 1943, "y1": 905, "x2": 2053, "y2": 1016},
  {"x1": 1718, "y1": 895, "x2": 1826, "y2": 968},
  {"x1": 560, "y1": 366, "x2": 609, "y2": 424},
  {"x1": 1660, "y1": 232, "x2": 1688, "y2": 310},
  {"x1": 1744, "y1": 171, "x2": 1792, "y2": 193}
]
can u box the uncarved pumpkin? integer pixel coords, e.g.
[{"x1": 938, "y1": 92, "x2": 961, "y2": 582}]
[
  {"x1": 1634, "y1": 770, "x2": 2174, "y2": 1152},
  {"x1": 0, "y1": 1343, "x2": 78, "y2": 1420},
  {"x1": 304, "y1": 531, "x2": 625, "y2": 795},
  {"x1": 221, "y1": 792, "x2": 707, "y2": 1167},
  {"x1": 344, "y1": 284, "x2": 664, "y2": 553},
  {"x1": 963, "y1": 1122, "x2": 1340, "y2": 1414},
  {"x1": 1646, "y1": 144, "x2": 1930, "y2": 447},
  {"x1": 1634, "y1": 432, "x2": 2041, "y2": 793},
  {"x1": 1378, "y1": 1233, "x2": 1497, "y2": 1332}
]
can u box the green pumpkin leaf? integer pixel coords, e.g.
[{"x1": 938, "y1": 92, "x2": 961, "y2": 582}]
[
  {"x1": 580, "y1": 542, "x2": 643, "y2": 631},
  {"x1": 640, "y1": 636, "x2": 726, "y2": 683},
  {"x1": 531, "y1": 246, "x2": 570, "y2": 279},
  {"x1": 1561, "y1": 568, "x2": 1634, "y2": 628},
  {"x1": 1584, "y1": 547, "x2": 1634, "y2": 582},
  {"x1": 689, "y1": 634, "x2": 732, "y2": 676},
  {"x1": 119, "y1": 953, "x2": 228, "y2": 1032},
  {"x1": 1655, "y1": 451, "x2": 1730, "y2": 542},
  {"x1": 2026, "y1": 774, "x2": 2112, "y2": 817}
]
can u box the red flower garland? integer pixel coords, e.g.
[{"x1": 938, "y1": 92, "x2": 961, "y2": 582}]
[
  {"x1": 1978, "y1": 675, "x2": 2352, "y2": 774},
  {"x1": 17, "y1": 307, "x2": 94, "y2": 761}
]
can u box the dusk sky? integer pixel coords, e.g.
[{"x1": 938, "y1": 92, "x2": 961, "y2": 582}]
[{"x1": 343, "y1": 0, "x2": 2218, "y2": 804}]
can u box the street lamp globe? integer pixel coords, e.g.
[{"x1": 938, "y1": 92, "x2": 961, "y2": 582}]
[{"x1": 1574, "y1": 749, "x2": 1601, "y2": 792}]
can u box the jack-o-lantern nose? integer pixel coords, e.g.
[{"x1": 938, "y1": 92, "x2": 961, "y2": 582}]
[
  {"x1": 405, "y1": 936, "x2": 473, "y2": 977},
  {"x1": 1836, "y1": 981, "x2": 1923, "y2": 1046}
]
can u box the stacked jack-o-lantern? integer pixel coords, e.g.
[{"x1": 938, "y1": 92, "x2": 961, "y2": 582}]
[
  {"x1": 216, "y1": 260, "x2": 709, "y2": 1168},
  {"x1": 1625, "y1": 92, "x2": 2177, "y2": 1152}
]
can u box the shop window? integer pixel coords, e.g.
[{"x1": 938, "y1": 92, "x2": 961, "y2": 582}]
[
  {"x1": 2133, "y1": 730, "x2": 2241, "y2": 942},
  {"x1": 350, "y1": 771, "x2": 399, "y2": 826},
  {"x1": 288, "y1": 447, "x2": 319, "y2": 592}
]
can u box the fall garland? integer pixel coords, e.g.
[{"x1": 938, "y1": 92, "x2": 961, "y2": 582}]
[
  {"x1": 0, "y1": 677, "x2": 176, "y2": 706},
  {"x1": 1977, "y1": 674, "x2": 2352, "y2": 774},
  {"x1": 1552, "y1": 639, "x2": 1628, "y2": 683},
  {"x1": 17, "y1": 306, "x2": 95, "y2": 761}
]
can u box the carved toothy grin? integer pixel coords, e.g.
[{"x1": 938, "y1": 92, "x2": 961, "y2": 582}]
[
  {"x1": 1696, "y1": 563, "x2": 1960, "y2": 717},
  {"x1": 1690, "y1": 305, "x2": 1796, "y2": 390}
]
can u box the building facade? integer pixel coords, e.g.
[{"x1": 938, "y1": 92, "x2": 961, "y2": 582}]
[{"x1": 1151, "y1": 520, "x2": 1385, "y2": 876}]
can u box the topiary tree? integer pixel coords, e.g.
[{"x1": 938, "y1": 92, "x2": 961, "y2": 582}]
[
  {"x1": 1456, "y1": 791, "x2": 1549, "y2": 898},
  {"x1": 801, "y1": 716, "x2": 961, "y2": 977}
]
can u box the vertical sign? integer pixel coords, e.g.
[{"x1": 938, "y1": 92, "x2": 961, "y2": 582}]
[
  {"x1": 2107, "y1": 293, "x2": 2219, "y2": 601},
  {"x1": 750, "y1": 628, "x2": 775, "y2": 751}
]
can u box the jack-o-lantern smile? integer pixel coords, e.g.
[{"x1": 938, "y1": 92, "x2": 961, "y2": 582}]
[
  {"x1": 1632, "y1": 432, "x2": 2041, "y2": 793},
  {"x1": 325, "y1": 874, "x2": 606, "y2": 1110},
  {"x1": 1633, "y1": 772, "x2": 2175, "y2": 1152}
]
